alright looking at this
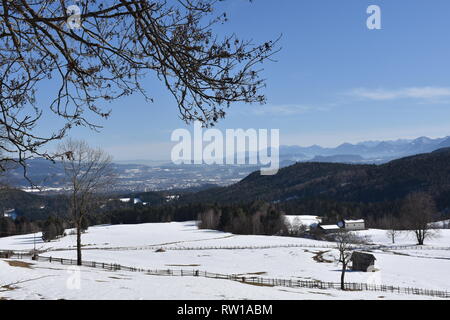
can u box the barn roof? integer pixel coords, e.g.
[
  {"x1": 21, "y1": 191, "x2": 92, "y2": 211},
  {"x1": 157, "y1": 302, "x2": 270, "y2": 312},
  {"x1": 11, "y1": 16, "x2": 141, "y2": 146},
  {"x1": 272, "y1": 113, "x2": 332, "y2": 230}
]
[
  {"x1": 344, "y1": 219, "x2": 364, "y2": 224},
  {"x1": 319, "y1": 224, "x2": 340, "y2": 230}
]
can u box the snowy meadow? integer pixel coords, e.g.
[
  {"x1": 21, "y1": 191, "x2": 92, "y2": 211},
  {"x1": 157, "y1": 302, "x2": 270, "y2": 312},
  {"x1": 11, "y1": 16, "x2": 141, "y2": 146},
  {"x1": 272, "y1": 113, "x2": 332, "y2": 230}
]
[{"x1": 1, "y1": 221, "x2": 449, "y2": 300}]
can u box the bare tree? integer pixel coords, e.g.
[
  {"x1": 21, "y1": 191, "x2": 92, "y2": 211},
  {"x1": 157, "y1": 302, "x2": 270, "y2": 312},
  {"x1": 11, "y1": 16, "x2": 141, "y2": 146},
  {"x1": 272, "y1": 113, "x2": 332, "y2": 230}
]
[
  {"x1": 286, "y1": 217, "x2": 307, "y2": 237},
  {"x1": 382, "y1": 215, "x2": 402, "y2": 244},
  {"x1": 198, "y1": 208, "x2": 221, "y2": 230},
  {"x1": 58, "y1": 139, "x2": 114, "y2": 265},
  {"x1": 401, "y1": 192, "x2": 438, "y2": 245},
  {"x1": 0, "y1": 1, "x2": 279, "y2": 172},
  {"x1": 386, "y1": 228, "x2": 401, "y2": 245},
  {"x1": 333, "y1": 230, "x2": 362, "y2": 290}
]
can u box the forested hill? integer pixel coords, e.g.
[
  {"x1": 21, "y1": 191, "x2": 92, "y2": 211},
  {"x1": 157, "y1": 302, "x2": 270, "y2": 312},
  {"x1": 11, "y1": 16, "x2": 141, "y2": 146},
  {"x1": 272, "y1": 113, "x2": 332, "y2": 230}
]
[
  {"x1": 0, "y1": 188, "x2": 166, "y2": 221},
  {"x1": 180, "y1": 148, "x2": 450, "y2": 213},
  {"x1": 0, "y1": 188, "x2": 69, "y2": 220}
]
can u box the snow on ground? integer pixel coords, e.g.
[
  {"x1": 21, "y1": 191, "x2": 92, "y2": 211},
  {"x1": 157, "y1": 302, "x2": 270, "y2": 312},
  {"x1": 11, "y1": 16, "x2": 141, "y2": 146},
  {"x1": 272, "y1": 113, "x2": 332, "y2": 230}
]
[
  {"x1": 1, "y1": 259, "x2": 438, "y2": 300},
  {"x1": 0, "y1": 222, "x2": 340, "y2": 252},
  {"x1": 0, "y1": 222, "x2": 231, "y2": 251},
  {"x1": 1, "y1": 221, "x2": 450, "y2": 300},
  {"x1": 355, "y1": 228, "x2": 450, "y2": 247}
]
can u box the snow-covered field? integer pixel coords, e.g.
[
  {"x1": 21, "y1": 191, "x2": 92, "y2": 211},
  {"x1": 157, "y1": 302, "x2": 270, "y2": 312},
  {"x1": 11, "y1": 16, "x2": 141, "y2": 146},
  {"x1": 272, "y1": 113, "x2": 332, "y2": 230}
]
[
  {"x1": 1, "y1": 221, "x2": 450, "y2": 300},
  {"x1": 2, "y1": 259, "x2": 438, "y2": 300}
]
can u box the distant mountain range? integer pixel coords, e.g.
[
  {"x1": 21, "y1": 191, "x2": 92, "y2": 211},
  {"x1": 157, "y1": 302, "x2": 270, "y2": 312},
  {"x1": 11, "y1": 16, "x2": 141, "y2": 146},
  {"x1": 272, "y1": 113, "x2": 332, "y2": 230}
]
[
  {"x1": 2, "y1": 135, "x2": 450, "y2": 192},
  {"x1": 277, "y1": 135, "x2": 450, "y2": 164}
]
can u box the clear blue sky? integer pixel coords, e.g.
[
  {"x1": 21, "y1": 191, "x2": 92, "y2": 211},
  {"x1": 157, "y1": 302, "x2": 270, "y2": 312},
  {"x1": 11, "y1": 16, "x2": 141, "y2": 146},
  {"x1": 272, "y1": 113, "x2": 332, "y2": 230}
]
[{"x1": 36, "y1": 0, "x2": 450, "y2": 160}]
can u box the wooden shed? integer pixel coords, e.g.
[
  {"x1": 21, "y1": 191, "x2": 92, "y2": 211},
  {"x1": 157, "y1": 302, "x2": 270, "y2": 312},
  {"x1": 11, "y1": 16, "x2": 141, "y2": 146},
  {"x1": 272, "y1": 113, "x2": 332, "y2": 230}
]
[{"x1": 351, "y1": 252, "x2": 376, "y2": 272}]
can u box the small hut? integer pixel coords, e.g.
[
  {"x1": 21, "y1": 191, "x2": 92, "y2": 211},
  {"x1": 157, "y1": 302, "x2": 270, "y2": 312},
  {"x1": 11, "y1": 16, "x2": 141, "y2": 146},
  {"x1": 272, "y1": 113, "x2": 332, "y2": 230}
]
[{"x1": 351, "y1": 252, "x2": 376, "y2": 272}]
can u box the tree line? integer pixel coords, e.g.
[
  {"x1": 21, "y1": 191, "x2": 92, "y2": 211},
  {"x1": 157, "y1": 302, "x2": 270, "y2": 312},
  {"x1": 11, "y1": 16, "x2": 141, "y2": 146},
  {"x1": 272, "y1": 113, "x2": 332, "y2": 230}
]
[
  {"x1": 197, "y1": 201, "x2": 286, "y2": 235},
  {"x1": 0, "y1": 216, "x2": 39, "y2": 238},
  {"x1": 1, "y1": 190, "x2": 442, "y2": 246}
]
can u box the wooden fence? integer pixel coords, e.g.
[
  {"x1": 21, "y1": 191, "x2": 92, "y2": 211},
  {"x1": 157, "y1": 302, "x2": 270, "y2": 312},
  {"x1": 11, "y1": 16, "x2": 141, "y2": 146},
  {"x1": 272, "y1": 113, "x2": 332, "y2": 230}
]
[
  {"x1": 40, "y1": 243, "x2": 450, "y2": 253},
  {"x1": 6, "y1": 253, "x2": 446, "y2": 299},
  {"x1": 6, "y1": 243, "x2": 448, "y2": 254},
  {"x1": 136, "y1": 243, "x2": 450, "y2": 252}
]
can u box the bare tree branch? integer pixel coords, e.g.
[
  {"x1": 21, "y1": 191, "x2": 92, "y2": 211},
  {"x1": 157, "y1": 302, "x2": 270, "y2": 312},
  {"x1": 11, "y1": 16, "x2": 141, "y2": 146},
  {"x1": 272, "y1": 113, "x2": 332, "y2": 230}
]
[{"x1": 0, "y1": 0, "x2": 279, "y2": 173}]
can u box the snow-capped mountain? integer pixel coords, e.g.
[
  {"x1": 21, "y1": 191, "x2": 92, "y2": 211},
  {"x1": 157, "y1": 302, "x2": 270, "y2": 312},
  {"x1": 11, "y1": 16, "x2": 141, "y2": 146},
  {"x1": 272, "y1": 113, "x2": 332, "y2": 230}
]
[{"x1": 278, "y1": 135, "x2": 450, "y2": 163}]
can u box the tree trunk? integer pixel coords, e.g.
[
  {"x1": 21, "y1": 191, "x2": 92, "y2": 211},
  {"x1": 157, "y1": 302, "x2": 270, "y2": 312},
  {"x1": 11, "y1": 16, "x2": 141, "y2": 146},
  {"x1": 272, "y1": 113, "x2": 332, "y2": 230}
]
[
  {"x1": 416, "y1": 230, "x2": 424, "y2": 245},
  {"x1": 77, "y1": 224, "x2": 82, "y2": 266},
  {"x1": 340, "y1": 264, "x2": 346, "y2": 290}
]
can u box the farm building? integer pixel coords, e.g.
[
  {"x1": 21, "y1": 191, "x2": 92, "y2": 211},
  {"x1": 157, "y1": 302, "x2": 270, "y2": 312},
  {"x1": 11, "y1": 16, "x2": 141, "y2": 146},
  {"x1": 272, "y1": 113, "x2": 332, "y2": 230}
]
[
  {"x1": 317, "y1": 224, "x2": 341, "y2": 233},
  {"x1": 351, "y1": 252, "x2": 376, "y2": 272},
  {"x1": 337, "y1": 219, "x2": 365, "y2": 230},
  {"x1": 316, "y1": 218, "x2": 365, "y2": 233}
]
